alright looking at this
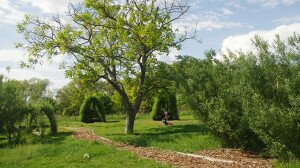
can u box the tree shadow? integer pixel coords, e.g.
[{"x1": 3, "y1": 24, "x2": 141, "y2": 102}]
[
  {"x1": 110, "y1": 124, "x2": 212, "y2": 147},
  {"x1": 0, "y1": 131, "x2": 73, "y2": 148},
  {"x1": 105, "y1": 120, "x2": 121, "y2": 123},
  {"x1": 31, "y1": 131, "x2": 73, "y2": 144}
]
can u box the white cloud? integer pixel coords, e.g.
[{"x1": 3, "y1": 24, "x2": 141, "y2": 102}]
[
  {"x1": 247, "y1": 0, "x2": 300, "y2": 7},
  {"x1": 0, "y1": 67, "x2": 44, "y2": 80},
  {"x1": 219, "y1": 23, "x2": 300, "y2": 58},
  {"x1": 0, "y1": 49, "x2": 26, "y2": 62},
  {"x1": 168, "y1": 48, "x2": 180, "y2": 62},
  {"x1": 0, "y1": 64, "x2": 69, "y2": 89},
  {"x1": 172, "y1": 9, "x2": 241, "y2": 34},
  {"x1": 226, "y1": 1, "x2": 244, "y2": 8},
  {"x1": 20, "y1": 0, "x2": 80, "y2": 14},
  {"x1": 221, "y1": 8, "x2": 234, "y2": 16},
  {"x1": 0, "y1": 49, "x2": 70, "y2": 89},
  {"x1": 173, "y1": 21, "x2": 242, "y2": 34},
  {"x1": 199, "y1": 21, "x2": 242, "y2": 30},
  {"x1": 155, "y1": 47, "x2": 180, "y2": 63},
  {"x1": 0, "y1": 66, "x2": 70, "y2": 89},
  {"x1": 0, "y1": 0, "x2": 25, "y2": 24},
  {"x1": 272, "y1": 15, "x2": 300, "y2": 24}
]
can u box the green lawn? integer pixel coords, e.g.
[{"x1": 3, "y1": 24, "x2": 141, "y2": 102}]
[
  {"x1": 59, "y1": 113, "x2": 222, "y2": 153},
  {"x1": 58, "y1": 113, "x2": 300, "y2": 168},
  {"x1": 0, "y1": 131, "x2": 171, "y2": 168},
  {"x1": 1, "y1": 113, "x2": 299, "y2": 167}
]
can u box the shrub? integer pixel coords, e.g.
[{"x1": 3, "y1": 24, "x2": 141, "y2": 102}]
[
  {"x1": 248, "y1": 96, "x2": 300, "y2": 159},
  {"x1": 32, "y1": 100, "x2": 58, "y2": 134},
  {"x1": 0, "y1": 79, "x2": 27, "y2": 144},
  {"x1": 41, "y1": 102, "x2": 57, "y2": 134},
  {"x1": 177, "y1": 34, "x2": 300, "y2": 159},
  {"x1": 169, "y1": 93, "x2": 179, "y2": 120},
  {"x1": 80, "y1": 96, "x2": 93, "y2": 123},
  {"x1": 80, "y1": 95, "x2": 107, "y2": 123},
  {"x1": 151, "y1": 91, "x2": 179, "y2": 121}
]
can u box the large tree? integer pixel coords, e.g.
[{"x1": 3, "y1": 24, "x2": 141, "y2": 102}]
[{"x1": 17, "y1": 0, "x2": 193, "y2": 134}]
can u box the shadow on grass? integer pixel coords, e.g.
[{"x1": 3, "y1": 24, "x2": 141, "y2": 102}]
[
  {"x1": 105, "y1": 120, "x2": 121, "y2": 123},
  {"x1": 0, "y1": 131, "x2": 73, "y2": 148},
  {"x1": 31, "y1": 131, "x2": 73, "y2": 144},
  {"x1": 110, "y1": 124, "x2": 211, "y2": 147}
]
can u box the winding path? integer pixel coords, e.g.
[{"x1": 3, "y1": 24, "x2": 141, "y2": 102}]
[{"x1": 71, "y1": 128, "x2": 272, "y2": 168}]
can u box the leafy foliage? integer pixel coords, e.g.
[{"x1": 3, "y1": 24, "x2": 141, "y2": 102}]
[
  {"x1": 34, "y1": 100, "x2": 57, "y2": 134},
  {"x1": 80, "y1": 95, "x2": 108, "y2": 123},
  {"x1": 0, "y1": 76, "x2": 58, "y2": 144},
  {"x1": 56, "y1": 81, "x2": 86, "y2": 116},
  {"x1": 56, "y1": 80, "x2": 114, "y2": 116},
  {"x1": 98, "y1": 94, "x2": 114, "y2": 115},
  {"x1": 151, "y1": 91, "x2": 179, "y2": 121},
  {"x1": 17, "y1": 0, "x2": 192, "y2": 134},
  {"x1": 176, "y1": 34, "x2": 300, "y2": 159},
  {"x1": 110, "y1": 90, "x2": 126, "y2": 114},
  {"x1": 0, "y1": 77, "x2": 27, "y2": 143}
]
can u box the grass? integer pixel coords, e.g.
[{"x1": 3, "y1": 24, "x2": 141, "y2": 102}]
[
  {"x1": 273, "y1": 159, "x2": 300, "y2": 168},
  {"x1": 59, "y1": 113, "x2": 300, "y2": 167},
  {"x1": 0, "y1": 130, "x2": 171, "y2": 168},
  {"x1": 1, "y1": 112, "x2": 299, "y2": 167},
  {"x1": 59, "y1": 113, "x2": 222, "y2": 153}
]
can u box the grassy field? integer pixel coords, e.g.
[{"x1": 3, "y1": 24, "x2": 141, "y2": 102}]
[
  {"x1": 1, "y1": 112, "x2": 299, "y2": 167},
  {"x1": 59, "y1": 113, "x2": 222, "y2": 153},
  {"x1": 0, "y1": 113, "x2": 218, "y2": 168},
  {"x1": 0, "y1": 130, "x2": 171, "y2": 168}
]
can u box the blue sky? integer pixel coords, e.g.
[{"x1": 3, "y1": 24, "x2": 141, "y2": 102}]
[{"x1": 1, "y1": 0, "x2": 300, "y2": 89}]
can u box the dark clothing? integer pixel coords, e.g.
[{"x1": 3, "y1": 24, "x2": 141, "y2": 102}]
[
  {"x1": 161, "y1": 112, "x2": 169, "y2": 125},
  {"x1": 162, "y1": 119, "x2": 168, "y2": 125}
]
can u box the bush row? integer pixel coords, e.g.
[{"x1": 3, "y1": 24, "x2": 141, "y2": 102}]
[{"x1": 177, "y1": 34, "x2": 300, "y2": 159}]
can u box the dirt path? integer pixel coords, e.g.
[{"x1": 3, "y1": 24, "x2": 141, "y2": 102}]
[{"x1": 71, "y1": 128, "x2": 272, "y2": 168}]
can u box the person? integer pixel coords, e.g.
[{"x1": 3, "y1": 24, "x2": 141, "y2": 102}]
[
  {"x1": 161, "y1": 110, "x2": 173, "y2": 125},
  {"x1": 161, "y1": 110, "x2": 169, "y2": 125}
]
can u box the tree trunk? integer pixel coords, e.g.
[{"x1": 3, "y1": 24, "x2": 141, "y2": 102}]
[
  {"x1": 125, "y1": 110, "x2": 136, "y2": 134},
  {"x1": 105, "y1": 76, "x2": 143, "y2": 134}
]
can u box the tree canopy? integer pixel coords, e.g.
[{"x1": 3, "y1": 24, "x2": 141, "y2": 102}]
[{"x1": 17, "y1": 0, "x2": 193, "y2": 134}]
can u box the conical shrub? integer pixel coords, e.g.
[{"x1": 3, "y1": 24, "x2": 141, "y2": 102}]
[
  {"x1": 151, "y1": 91, "x2": 179, "y2": 121},
  {"x1": 80, "y1": 95, "x2": 108, "y2": 123}
]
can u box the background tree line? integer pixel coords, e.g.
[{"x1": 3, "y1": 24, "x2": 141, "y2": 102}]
[{"x1": 0, "y1": 77, "x2": 57, "y2": 144}]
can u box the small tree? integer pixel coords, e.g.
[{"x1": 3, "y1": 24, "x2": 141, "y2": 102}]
[{"x1": 151, "y1": 91, "x2": 179, "y2": 120}]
